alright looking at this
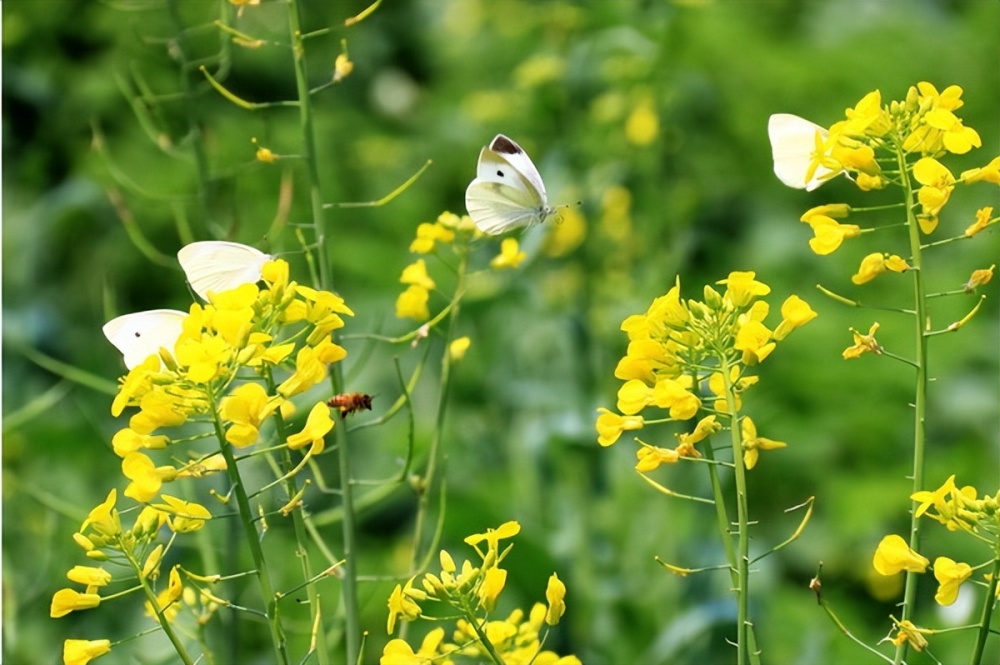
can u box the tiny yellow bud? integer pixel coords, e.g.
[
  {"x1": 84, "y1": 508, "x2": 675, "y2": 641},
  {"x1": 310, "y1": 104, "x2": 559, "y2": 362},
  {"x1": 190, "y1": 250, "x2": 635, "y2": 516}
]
[{"x1": 333, "y1": 53, "x2": 354, "y2": 82}]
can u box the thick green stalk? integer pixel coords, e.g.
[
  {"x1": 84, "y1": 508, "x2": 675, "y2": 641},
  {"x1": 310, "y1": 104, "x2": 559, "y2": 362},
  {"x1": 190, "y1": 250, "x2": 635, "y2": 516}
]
[
  {"x1": 893, "y1": 147, "x2": 929, "y2": 665},
  {"x1": 209, "y1": 389, "x2": 289, "y2": 665},
  {"x1": 284, "y1": 3, "x2": 359, "y2": 661},
  {"x1": 720, "y1": 356, "x2": 751, "y2": 665},
  {"x1": 970, "y1": 552, "x2": 1000, "y2": 665}
]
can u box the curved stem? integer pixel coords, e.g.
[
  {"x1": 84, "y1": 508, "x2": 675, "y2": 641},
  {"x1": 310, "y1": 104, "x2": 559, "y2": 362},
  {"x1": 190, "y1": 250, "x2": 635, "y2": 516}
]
[{"x1": 893, "y1": 147, "x2": 929, "y2": 665}]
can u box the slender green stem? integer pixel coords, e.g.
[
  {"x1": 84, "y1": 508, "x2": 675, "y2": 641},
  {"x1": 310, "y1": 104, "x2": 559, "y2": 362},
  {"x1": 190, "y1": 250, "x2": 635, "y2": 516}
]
[
  {"x1": 331, "y1": 361, "x2": 360, "y2": 663},
  {"x1": 266, "y1": 372, "x2": 331, "y2": 665},
  {"x1": 209, "y1": 388, "x2": 290, "y2": 665},
  {"x1": 970, "y1": 553, "x2": 1000, "y2": 665},
  {"x1": 460, "y1": 599, "x2": 506, "y2": 665},
  {"x1": 128, "y1": 552, "x2": 195, "y2": 665},
  {"x1": 720, "y1": 359, "x2": 751, "y2": 665},
  {"x1": 408, "y1": 250, "x2": 468, "y2": 575},
  {"x1": 164, "y1": 0, "x2": 210, "y2": 237},
  {"x1": 893, "y1": 147, "x2": 929, "y2": 665},
  {"x1": 285, "y1": 0, "x2": 331, "y2": 290},
  {"x1": 284, "y1": 2, "x2": 358, "y2": 660}
]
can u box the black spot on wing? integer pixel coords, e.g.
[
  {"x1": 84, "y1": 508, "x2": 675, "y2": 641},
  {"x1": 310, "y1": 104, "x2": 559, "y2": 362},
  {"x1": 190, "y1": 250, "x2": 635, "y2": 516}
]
[
  {"x1": 490, "y1": 135, "x2": 522, "y2": 155},
  {"x1": 496, "y1": 169, "x2": 505, "y2": 177}
]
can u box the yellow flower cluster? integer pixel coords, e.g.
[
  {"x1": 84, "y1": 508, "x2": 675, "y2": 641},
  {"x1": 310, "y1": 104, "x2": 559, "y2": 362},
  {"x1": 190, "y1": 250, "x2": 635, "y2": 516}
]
[
  {"x1": 59, "y1": 253, "x2": 353, "y2": 663},
  {"x1": 771, "y1": 82, "x2": 999, "y2": 261},
  {"x1": 383, "y1": 522, "x2": 580, "y2": 665},
  {"x1": 111, "y1": 259, "x2": 350, "y2": 476},
  {"x1": 871, "y1": 473, "x2": 1000, "y2": 656},
  {"x1": 596, "y1": 272, "x2": 815, "y2": 472},
  {"x1": 396, "y1": 211, "x2": 528, "y2": 322}
]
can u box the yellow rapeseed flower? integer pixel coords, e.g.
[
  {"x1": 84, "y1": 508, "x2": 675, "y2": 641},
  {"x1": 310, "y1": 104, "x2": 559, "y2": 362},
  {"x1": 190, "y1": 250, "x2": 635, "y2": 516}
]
[
  {"x1": 51, "y1": 588, "x2": 101, "y2": 618},
  {"x1": 873, "y1": 534, "x2": 929, "y2": 575},
  {"x1": 285, "y1": 403, "x2": 334, "y2": 453},
  {"x1": 490, "y1": 237, "x2": 527, "y2": 270},
  {"x1": 933, "y1": 556, "x2": 972, "y2": 606},
  {"x1": 544, "y1": 573, "x2": 566, "y2": 625},
  {"x1": 63, "y1": 639, "x2": 112, "y2": 665},
  {"x1": 395, "y1": 285, "x2": 430, "y2": 321},
  {"x1": 595, "y1": 408, "x2": 644, "y2": 447}
]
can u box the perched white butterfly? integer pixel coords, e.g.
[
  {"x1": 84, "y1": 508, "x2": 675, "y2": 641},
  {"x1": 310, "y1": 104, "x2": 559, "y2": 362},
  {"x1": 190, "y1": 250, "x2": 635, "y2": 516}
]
[
  {"x1": 102, "y1": 309, "x2": 187, "y2": 369},
  {"x1": 177, "y1": 241, "x2": 272, "y2": 300},
  {"x1": 767, "y1": 113, "x2": 843, "y2": 191},
  {"x1": 465, "y1": 134, "x2": 557, "y2": 235}
]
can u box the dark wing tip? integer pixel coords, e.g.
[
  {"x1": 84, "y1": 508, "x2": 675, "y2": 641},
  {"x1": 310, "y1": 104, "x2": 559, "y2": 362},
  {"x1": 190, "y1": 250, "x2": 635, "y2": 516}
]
[{"x1": 489, "y1": 134, "x2": 523, "y2": 155}]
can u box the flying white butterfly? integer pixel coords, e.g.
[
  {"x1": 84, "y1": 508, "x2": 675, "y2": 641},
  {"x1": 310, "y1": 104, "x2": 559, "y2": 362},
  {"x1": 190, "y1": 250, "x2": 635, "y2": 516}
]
[
  {"x1": 177, "y1": 241, "x2": 271, "y2": 300},
  {"x1": 465, "y1": 134, "x2": 558, "y2": 235},
  {"x1": 102, "y1": 309, "x2": 187, "y2": 369},
  {"x1": 767, "y1": 113, "x2": 843, "y2": 191}
]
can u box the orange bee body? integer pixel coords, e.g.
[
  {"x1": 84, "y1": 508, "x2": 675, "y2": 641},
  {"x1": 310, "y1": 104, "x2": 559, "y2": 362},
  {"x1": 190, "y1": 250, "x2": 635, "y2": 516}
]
[{"x1": 327, "y1": 393, "x2": 373, "y2": 418}]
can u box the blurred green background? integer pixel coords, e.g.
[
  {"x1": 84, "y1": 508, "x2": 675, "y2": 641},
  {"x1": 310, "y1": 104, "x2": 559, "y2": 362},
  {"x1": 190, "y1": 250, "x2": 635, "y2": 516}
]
[{"x1": 3, "y1": 1, "x2": 998, "y2": 663}]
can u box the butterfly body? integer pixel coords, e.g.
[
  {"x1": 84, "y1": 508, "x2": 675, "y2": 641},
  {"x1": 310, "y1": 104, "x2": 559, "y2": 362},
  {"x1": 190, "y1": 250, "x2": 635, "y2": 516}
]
[{"x1": 465, "y1": 134, "x2": 557, "y2": 235}]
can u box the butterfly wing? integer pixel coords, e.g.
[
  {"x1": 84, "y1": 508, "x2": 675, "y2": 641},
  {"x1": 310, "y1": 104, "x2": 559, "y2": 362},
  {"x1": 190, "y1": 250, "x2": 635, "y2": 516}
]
[
  {"x1": 177, "y1": 241, "x2": 271, "y2": 300},
  {"x1": 465, "y1": 135, "x2": 553, "y2": 235},
  {"x1": 768, "y1": 114, "x2": 836, "y2": 191},
  {"x1": 480, "y1": 134, "x2": 549, "y2": 200},
  {"x1": 103, "y1": 309, "x2": 187, "y2": 369}
]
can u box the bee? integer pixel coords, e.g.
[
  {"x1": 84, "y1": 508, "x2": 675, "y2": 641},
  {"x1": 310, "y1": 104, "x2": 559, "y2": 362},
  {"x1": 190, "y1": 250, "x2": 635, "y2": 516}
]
[{"x1": 327, "y1": 393, "x2": 373, "y2": 418}]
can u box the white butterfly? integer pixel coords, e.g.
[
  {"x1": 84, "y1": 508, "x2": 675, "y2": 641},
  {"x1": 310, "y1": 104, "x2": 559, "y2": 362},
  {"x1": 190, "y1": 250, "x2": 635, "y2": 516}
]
[
  {"x1": 465, "y1": 134, "x2": 557, "y2": 235},
  {"x1": 767, "y1": 113, "x2": 843, "y2": 191},
  {"x1": 177, "y1": 241, "x2": 271, "y2": 300},
  {"x1": 103, "y1": 309, "x2": 187, "y2": 369}
]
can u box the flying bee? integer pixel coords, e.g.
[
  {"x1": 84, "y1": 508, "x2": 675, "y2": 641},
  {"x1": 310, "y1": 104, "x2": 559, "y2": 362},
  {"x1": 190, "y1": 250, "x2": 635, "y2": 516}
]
[{"x1": 327, "y1": 393, "x2": 373, "y2": 418}]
